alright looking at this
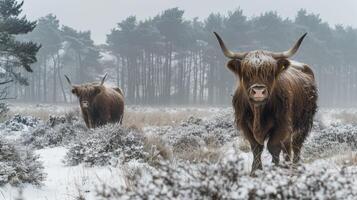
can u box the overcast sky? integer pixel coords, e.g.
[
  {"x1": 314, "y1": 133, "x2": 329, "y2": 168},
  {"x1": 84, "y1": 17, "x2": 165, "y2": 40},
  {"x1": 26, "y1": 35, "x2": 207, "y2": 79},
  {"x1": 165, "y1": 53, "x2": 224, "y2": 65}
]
[{"x1": 22, "y1": 0, "x2": 357, "y2": 44}]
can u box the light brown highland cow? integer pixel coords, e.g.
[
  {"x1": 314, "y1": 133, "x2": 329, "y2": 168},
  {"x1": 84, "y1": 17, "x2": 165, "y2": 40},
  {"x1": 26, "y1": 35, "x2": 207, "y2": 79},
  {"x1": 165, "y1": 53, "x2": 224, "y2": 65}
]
[{"x1": 65, "y1": 74, "x2": 124, "y2": 128}]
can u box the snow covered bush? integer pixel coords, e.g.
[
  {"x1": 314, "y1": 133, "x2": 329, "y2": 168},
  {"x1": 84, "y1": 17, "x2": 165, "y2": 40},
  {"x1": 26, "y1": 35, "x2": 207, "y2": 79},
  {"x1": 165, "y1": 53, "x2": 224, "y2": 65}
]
[
  {"x1": 65, "y1": 124, "x2": 146, "y2": 166},
  {"x1": 2, "y1": 114, "x2": 40, "y2": 131},
  {"x1": 144, "y1": 114, "x2": 237, "y2": 162},
  {"x1": 303, "y1": 124, "x2": 357, "y2": 161},
  {"x1": 24, "y1": 114, "x2": 87, "y2": 148},
  {"x1": 96, "y1": 157, "x2": 357, "y2": 200},
  {"x1": 0, "y1": 102, "x2": 9, "y2": 118},
  {"x1": 0, "y1": 137, "x2": 45, "y2": 186},
  {"x1": 178, "y1": 113, "x2": 238, "y2": 145},
  {"x1": 94, "y1": 111, "x2": 357, "y2": 200}
]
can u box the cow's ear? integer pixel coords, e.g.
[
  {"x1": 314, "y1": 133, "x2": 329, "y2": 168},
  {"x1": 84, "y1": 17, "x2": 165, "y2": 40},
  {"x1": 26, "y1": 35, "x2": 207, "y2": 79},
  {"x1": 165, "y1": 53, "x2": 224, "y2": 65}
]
[
  {"x1": 226, "y1": 59, "x2": 242, "y2": 78},
  {"x1": 94, "y1": 86, "x2": 102, "y2": 95},
  {"x1": 71, "y1": 88, "x2": 77, "y2": 95},
  {"x1": 276, "y1": 59, "x2": 290, "y2": 76}
]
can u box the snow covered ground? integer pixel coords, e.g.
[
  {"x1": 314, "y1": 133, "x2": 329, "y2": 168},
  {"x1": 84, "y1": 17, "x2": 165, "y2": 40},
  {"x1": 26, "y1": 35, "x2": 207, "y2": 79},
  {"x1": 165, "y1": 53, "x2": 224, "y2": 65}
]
[
  {"x1": 1, "y1": 104, "x2": 357, "y2": 199},
  {"x1": 1, "y1": 147, "x2": 124, "y2": 200}
]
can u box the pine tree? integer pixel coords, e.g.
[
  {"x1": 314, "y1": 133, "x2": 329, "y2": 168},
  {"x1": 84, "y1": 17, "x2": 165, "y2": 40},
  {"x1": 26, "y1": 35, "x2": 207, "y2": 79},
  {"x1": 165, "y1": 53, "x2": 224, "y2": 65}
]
[{"x1": 0, "y1": 0, "x2": 40, "y2": 100}]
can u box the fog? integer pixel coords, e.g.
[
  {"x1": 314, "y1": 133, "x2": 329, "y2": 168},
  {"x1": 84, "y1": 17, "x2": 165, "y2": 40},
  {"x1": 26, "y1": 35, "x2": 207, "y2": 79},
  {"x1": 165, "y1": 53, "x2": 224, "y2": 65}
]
[
  {"x1": 22, "y1": 0, "x2": 357, "y2": 44},
  {"x1": 1, "y1": 0, "x2": 357, "y2": 107}
]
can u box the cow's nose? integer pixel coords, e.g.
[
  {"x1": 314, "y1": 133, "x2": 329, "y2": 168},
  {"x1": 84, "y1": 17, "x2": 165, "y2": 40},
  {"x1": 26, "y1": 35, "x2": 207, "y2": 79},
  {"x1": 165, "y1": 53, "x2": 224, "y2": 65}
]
[
  {"x1": 81, "y1": 101, "x2": 89, "y2": 108},
  {"x1": 250, "y1": 86, "x2": 268, "y2": 99}
]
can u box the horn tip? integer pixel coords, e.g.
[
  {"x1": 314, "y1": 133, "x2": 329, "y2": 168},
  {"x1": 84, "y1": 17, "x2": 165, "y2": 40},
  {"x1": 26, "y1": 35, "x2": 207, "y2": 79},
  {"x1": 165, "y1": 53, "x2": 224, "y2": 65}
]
[
  {"x1": 301, "y1": 33, "x2": 308, "y2": 40},
  {"x1": 213, "y1": 32, "x2": 220, "y2": 38}
]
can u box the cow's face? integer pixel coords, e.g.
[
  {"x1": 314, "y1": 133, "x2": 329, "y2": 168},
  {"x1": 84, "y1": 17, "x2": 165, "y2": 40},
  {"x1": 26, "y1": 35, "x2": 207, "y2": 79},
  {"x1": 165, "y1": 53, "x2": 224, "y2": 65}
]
[
  {"x1": 227, "y1": 51, "x2": 290, "y2": 105},
  {"x1": 65, "y1": 74, "x2": 108, "y2": 109},
  {"x1": 213, "y1": 32, "x2": 306, "y2": 106},
  {"x1": 71, "y1": 83, "x2": 102, "y2": 109}
]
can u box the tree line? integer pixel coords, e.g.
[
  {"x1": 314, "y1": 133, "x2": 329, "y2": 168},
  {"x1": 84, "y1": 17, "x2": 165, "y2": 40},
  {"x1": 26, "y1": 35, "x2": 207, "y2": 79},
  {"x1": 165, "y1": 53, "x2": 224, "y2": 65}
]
[{"x1": 4, "y1": 5, "x2": 357, "y2": 107}]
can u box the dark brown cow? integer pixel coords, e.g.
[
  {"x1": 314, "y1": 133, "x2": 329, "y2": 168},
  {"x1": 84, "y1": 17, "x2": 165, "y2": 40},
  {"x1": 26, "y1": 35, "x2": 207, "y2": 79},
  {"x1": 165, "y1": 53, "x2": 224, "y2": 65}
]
[
  {"x1": 214, "y1": 32, "x2": 317, "y2": 174},
  {"x1": 65, "y1": 74, "x2": 124, "y2": 128}
]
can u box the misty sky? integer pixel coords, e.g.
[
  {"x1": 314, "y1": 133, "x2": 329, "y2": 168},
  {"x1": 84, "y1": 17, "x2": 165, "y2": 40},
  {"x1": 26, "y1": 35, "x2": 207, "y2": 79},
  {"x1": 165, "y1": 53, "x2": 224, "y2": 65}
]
[{"x1": 22, "y1": 0, "x2": 357, "y2": 44}]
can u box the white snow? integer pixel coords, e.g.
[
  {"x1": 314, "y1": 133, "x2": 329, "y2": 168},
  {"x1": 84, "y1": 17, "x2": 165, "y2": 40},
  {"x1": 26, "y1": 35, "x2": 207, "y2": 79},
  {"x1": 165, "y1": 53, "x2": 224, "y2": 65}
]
[
  {"x1": 0, "y1": 67, "x2": 6, "y2": 74},
  {"x1": 0, "y1": 147, "x2": 125, "y2": 200}
]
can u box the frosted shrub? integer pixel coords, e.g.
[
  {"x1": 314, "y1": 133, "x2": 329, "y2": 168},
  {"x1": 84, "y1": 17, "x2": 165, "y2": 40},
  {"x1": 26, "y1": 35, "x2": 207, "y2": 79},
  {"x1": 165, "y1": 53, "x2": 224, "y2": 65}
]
[
  {"x1": 96, "y1": 158, "x2": 357, "y2": 200},
  {"x1": 3, "y1": 114, "x2": 40, "y2": 131},
  {"x1": 0, "y1": 137, "x2": 45, "y2": 186},
  {"x1": 96, "y1": 157, "x2": 246, "y2": 200},
  {"x1": 65, "y1": 124, "x2": 146, "y2": 166},
  {"x1": 24, "y1": 115, "x2": 87, "y2": 148},
  {"x1": 304, "y1": 124, "x2": 357, "y2": 160},
  {"x1": 0, "y1": 102, "x2": 9, "y2": 118}
]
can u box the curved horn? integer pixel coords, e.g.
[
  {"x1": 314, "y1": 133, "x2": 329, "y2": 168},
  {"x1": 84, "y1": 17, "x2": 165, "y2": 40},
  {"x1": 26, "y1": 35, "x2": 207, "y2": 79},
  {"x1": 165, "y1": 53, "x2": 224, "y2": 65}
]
[
  {"x1": 101, "y1": 73, "x2": 108, "y2": 85},
  {"x1": 271, "y1": 33, "x2": 307, "y2": 59},
  {"x1": 213, "y1": 32, "x2": 247, "y2": 59},
  {"x1": 64, "y1": 75, "x2": 73, "y2": 86}
]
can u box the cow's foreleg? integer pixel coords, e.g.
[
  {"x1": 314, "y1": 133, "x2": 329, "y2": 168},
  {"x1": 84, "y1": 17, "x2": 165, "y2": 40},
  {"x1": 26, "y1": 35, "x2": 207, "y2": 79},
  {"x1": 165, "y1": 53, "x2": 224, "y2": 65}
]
[
  {"x1": 250, "y1": 141, "x2": 264, "y2": 174},
  {"x1": 243, "y1": 128, "x2": 264, "y2": 175},
  {"x1": 267, "y1": 141, "x2": 281, "y2": 165},
  {"x1": 82, "y1": 110, "x2": 92, "y2": 128},
  {"x1": 87, "y1": 112, "x2": 93, "y2": 129}
]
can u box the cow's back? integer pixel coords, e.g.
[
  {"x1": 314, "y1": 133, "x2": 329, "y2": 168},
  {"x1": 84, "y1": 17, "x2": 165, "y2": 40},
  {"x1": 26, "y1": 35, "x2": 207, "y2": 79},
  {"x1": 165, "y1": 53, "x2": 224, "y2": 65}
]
[{"x1": 92, "y1": 87, "x2": 124, "y2": 124}]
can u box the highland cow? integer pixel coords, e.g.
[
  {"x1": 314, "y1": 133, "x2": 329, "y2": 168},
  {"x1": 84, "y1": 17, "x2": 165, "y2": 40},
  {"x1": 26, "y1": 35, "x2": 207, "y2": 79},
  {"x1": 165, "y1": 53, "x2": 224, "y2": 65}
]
[
  {"x1": 65, "y1": 74, "x2": 124, "y2": 128},
  {"x1": 214, "y1": 32, "x2": 317, "y2": 174}
]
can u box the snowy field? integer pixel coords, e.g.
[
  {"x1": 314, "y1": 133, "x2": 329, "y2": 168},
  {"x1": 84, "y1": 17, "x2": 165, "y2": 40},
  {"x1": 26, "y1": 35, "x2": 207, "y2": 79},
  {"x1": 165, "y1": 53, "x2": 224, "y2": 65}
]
[{"x1": 1, "y1": 104, "x2": 357, "y2": 199}]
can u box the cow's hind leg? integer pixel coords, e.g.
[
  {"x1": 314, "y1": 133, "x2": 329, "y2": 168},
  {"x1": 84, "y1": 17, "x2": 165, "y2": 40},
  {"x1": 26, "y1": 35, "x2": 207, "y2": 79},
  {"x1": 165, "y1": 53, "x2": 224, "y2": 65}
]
[
  {"x1": 282, "y1": 137, "x2": 292, "y2": 162},
  {"x1": 292, "y1": 132, "x2": 307, "y2": 163},
  {"x1": 268, "y1": 125, "x2": 293, "y2": 165}
]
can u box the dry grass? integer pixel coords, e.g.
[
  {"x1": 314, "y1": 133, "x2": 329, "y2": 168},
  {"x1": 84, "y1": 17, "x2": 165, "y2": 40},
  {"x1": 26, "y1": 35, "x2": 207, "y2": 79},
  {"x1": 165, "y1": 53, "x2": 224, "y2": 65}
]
[
  {"x1": 7, "y1": 103, "x2": 213, "y2": 127},
  {"x1": 333, "y1": 111, "x2": 357, "y2": 125},
  {"x1": 334, "y1": 151, "x2": 357, "y2": 166},
  {"x1": 121, "y1": 165, "x2": 136, "y2": 190},
  {"x1": 143, "y1": 135, "x2": 173, "y2": 165},
  {"x1": 173, "y1": 135, "x2": 222, "y2": 163},
  {"x1": 7, "y1": 103, "x2": 79, "y2": 121},
  {"x1": 177, "y1": 146, "x2": 222, "y2": 163},
  {"x1": 143, "y1": 133, "x2": 224, "y2": 164},
  {"x1": 123, "y1": 110, "x2": 211, "y2": 127},
  {"x1": 237, "y1": 138, "x2": 251, "y2": 153}
]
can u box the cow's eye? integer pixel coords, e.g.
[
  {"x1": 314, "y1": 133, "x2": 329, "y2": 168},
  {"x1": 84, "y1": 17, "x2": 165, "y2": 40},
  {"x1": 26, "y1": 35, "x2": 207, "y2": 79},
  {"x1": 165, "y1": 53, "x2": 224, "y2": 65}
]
[
  {"x1": 268, "y1": 75, "x2": 274, "y2": 82},
  {"x1": 71, "y1": 89, "x2": 76, "y2": 94},
  {"x1": 243, "y1": 75, "x2": 251, "y2": 84}
]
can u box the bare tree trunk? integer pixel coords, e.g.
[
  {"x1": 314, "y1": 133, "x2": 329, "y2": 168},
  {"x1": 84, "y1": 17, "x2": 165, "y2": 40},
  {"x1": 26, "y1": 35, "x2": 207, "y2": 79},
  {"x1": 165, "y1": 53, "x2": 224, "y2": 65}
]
[
  {"x1": 52, "y1": 55, "x2": 57, "y2": 103},
  {"x1": 56, "y1": 53, "x2": 67, "y2": 103},
  {"x1": 43, "y1": 56, "x2": 47, "y2": 103}
]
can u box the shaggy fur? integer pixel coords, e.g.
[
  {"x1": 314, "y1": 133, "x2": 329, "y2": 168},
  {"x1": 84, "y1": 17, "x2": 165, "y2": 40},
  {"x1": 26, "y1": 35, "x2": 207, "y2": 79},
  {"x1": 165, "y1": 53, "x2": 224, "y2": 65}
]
[
  {"x1": 69, "y1": 81, "x2": 124, "y2": 128},
  {"x1": 230, "y1": 52, "x2": 317, "y2": 173},
  {"x1": 214, "y1": 33, "x2": 318, "y2": 174}
]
